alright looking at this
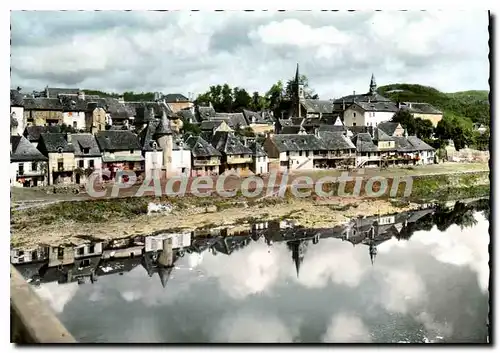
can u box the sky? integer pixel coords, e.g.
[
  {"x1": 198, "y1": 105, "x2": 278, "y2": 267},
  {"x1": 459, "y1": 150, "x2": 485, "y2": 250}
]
[{"x1": 10, "y1": 11, "x2": 490, "y2": 100}]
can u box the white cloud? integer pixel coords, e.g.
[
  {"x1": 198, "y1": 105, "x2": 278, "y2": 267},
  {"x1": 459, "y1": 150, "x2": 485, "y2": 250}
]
[
  {"x1": 10, "y1": 11, "x2": 489, "y2": 98},
  {"x1": 211, "y1": 311, "x2": 299, "y2": 343},
  {"x1": 35, "y1": 282, "x2": 79, "y2": 313},
  {"x1": 322, "y1": 313, "x2": 372, "y2": 343}
]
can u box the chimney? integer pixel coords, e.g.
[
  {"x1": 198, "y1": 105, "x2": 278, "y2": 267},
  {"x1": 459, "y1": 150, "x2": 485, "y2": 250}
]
[
  {"x1": 398, "y1": 102, "x2": 401, "y2": 109},
  {"x1": 353, "y1": 90, "x2": 356, "y2": 96},
  {"x1": 66, "y1": 133, "x2": 72, "y2": 143},
  {"x1": 342, "y1": 99, "x2": 345, "y2": 111},
  {"x1": 409, "y1": 103, "x2": 412, "y2": 109}
]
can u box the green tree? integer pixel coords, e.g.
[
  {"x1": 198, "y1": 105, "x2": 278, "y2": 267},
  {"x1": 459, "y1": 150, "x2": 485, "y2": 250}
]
[
  {"x1": 414, "y1": 118, "x2": 434, "y2": 140},
  {"x1": 391, "y1": 109, "x2": 416, "y2": 135},
  {"x1": 232, "y1": 87, "x2": 252, "y2": 111},
  {"x1": 221, "y1": 84, "x2": 233, "y2": 112},
  {"x1": 182, "y1": 121, "x2": 201, "y2": 136}
]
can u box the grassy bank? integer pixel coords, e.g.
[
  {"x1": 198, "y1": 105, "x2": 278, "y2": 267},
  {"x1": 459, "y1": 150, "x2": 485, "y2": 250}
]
[{"x1": 10, "y1": 170, "x2": 489, "y2": 248}]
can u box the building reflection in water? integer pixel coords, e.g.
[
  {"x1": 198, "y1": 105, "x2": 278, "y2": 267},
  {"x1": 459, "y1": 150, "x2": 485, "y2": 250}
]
[{"x1": 10, "y1": 199, "x2": 489, "y2": 289}]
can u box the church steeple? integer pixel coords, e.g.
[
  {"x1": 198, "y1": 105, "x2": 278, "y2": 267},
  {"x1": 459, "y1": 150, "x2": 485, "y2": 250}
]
[
  {"x1": 295, "y1": 63, "x2": 300, "y2": 84},
  {"x1": 369, "y1": 244, "x2": 377, "y2": 265},
  {"x1": 369, "y1": 73, "x2": 377, "y2": 95}
]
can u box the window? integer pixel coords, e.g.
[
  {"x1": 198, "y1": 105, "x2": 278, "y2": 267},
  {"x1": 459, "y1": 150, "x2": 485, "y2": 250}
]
[
  {"x1": 89, "y1": 160, "x2": 94, "y2": 168},
  {"x1": 83, "y1": 148, "x2": 90, "y2": 154},
  {"x1": 78, "y1": 160, "x2": 84, "y2": 168},
  {"x1": 32, "y1": 162, "x2": 38, "y2": 171},
  {"x1": 58, "y1": 161, "x2": 64, "y2": 171},
  {"x1": 18, "y1": 163, "x2": 24, "y2": 175},
  {"x1": 299, "y1": 151, "x2": 303, "y2": 157},
  {"x1": 286, "y1": 151, "x2": 290, "y2": 156},
  {"x1": 80, "y1": 259, "x2": 91, "y2": 267},
  {"x1": 89, "y1": 244, "x2": 95, "y2": 253},
  {"x1": 73, "y1": 121, "x2": 77, "y2": 129},
  {"x1": 353, "y1": 113, "x2": 356, "y2": 117},
  {"x1": 130, "y1": 150, "x2": 134, "y2": 154},
  {"x1": 77, "y1": 247, "x2": 84, "y2": 255},
  {"x1": 352, "y1": 123, "x2": 356, "y2": 127},
  {"x1": 32, "y1": 250, "x2": 37, "y2": 259},
  {"x1": 18, "y1": 250, "x2": 24, "y2": 257},
  {"x1": 57, "y1": 247, "x2": 64, "y2": 259},
  {"x1": 129, "y1": 162, "x2": 134, "y2": 170},
  {"x1": 57, "y1": 147, "x2": 63, "y2": 153}
]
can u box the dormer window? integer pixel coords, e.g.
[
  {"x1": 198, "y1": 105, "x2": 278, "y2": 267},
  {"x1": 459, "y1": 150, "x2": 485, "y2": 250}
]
[
  {"x1": 152, "y1": 141, "x2": 158, "y2": 150},
  {"x1": 57, "y1": 147, "x2": 63, "y2": 153},
  {"x1": 83, "y1": 148, "x2": 90, "y2": 154}
]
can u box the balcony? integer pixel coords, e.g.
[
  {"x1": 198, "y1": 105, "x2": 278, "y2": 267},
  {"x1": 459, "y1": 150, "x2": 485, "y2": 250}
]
[
  {"x1": 226, "y1": 156, "x2": 252, "y2": 165},
  {"x1": 193, "y1": 158, "x2": 221, "y2": 167}
]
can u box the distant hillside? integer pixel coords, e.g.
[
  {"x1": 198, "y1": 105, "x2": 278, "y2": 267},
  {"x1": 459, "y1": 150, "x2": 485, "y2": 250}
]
[{"x1": 378, "y1": 84, "x2": 490, "y2": 126}]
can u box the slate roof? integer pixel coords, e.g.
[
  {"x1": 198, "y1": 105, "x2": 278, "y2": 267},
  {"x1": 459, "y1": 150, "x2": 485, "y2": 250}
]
[
  {"x1": 127, "y1": 102, "x2": 173, "y2": 123},
  {"x1": 393, "y1": 136, "x2": 416, "y2": 152},
  {"x1": 45, "y1": 87, "x2": 80, "y2": 98},
  {"x1": 197, "y1": 106, "x2": 216, "y2": 120},
  {"x1": 200, "y1": 120, "x2": 224, "y2": 131},
  {"x1": 95, "y1": 130, "x2": 142, "y2": 151},
  {"x1": 301, "y1": 99, "x2": 334, "y2": 114},
  {"x1": 71, "y1": 133, "x2": 101, "y2": 157},
  {"x1": 377, "y1": 122, "x2": 401, "y2": 136},
  {"x1": 24, "y1": 125, "x2": 62, "y2": 142},
  {"x1": 350, "y1": 101, "x2": 399, "y2": 113},
  {"x1": 270, "y1": 134, "x2": 325, "y2": 152},
  {"x1": 248, "y1": 141, "x2": 268, "y2": 157},
  {"x1": 333, "y1": 92, "x2": 392, "y2": 104},
  {"x1": 373, "y1": 128, "x2": 395, "y2": 142},
  {"x1": 176, "y1": 108, "x2": 196, "y2": 123},
  {"x1": 242, "y1": 109, "x2": 268, "y2": 124},
  {"x1": 211, "y1": 131, "x2": 253, "y2": 155},
  {"x1": 351, "y1": 133, "x2": 379, "y2": 152},
  {"x1": 23, "y1": 98, "x2": 63, "y2": 111},
  {"x1": 317, "y1": 124, "x2": 347, "y2": 133},
  {"x1": 11, "y1": 135, "x2": 48, "y2": 162},
  {"x1": 164, "y1": 93, "x2": 190, "y2": 103},
  {"x1": 138, "y1": 120, "x2": 162, "y2": 152},
  {"x1": 317, "y1": 131, "x2": 356, "y2": 151},
  {"x1": 406, "y1": 136, "x2": 435, "y2": 151},
  {"x1": 10, "y1": 89, "x2": 24, "y2": 106},
  {"x1": 185, "y1": 135, "x2": 221, "y2": 157},
  {"x1": 280, "y1": 126, "x2": 304, "y2": 134},
  {"x1": 39, "y1": 133, "x2": 75, "y2": 153},
  {"x1": 59, "y1": 96, "x2": 88, "y2": 112},
  {"x1": 404, "y1": 102, "x2": 442, "y2": 115},
  {"x1": 214, "y1": 113, "x2": 248, "y2": 128}
]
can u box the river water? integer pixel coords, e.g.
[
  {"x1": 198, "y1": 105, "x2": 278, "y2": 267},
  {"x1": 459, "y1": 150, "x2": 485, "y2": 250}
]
[{"x1": 15, "y1": 200, "x2": 490, "y2": 343}]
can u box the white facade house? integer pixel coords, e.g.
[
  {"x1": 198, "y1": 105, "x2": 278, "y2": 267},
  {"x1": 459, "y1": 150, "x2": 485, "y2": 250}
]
[
  {"x1": 63, "y1": 111, "x2": 86, "y2": 131},
  {"x1": 74, "y1": 242, "x2": 103, "y2": 259},
  {"x1": 172, "y1": 141, "x2": 191, "y2": 176},
  {"x1": 343, "y1": 102, "x2": 399, "y2": 127},
  {"x1": 280, "y1": 150, "x2": 314, "y2": 171},
  {"x1": 144, "y1": 148, "x2": 163, "y2": 180},
  {"x1": 70, "y1": 134, "x2": 103, "y2": 185},
  {"x1": 10, "y1": 246, "x2": 49, "y2": 264},
  {"x1": 250, "y1": 142, "x2": 269, "y2": 175},
  {"x1": 11, "y1": 107, "x2": 25, "y2": 136},
  {"x1": 145, "y1": 232, "x2": 192, "y2": 253}
]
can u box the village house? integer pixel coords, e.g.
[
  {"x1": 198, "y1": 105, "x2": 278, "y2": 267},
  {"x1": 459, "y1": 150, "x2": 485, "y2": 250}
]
[
  {"x1": 313, "y1": 130, "x2": 357, "y2": 169},
  {"x1": 11, "y1": 88, "x2": 25, "y2": 136},
  {"x1": 162, "y1": 93, "x2": 194, "y2": 113},
  {"x1": 351, "y1": 132, "x2": 381, "y2": 168},
  {"x1": 47, "y1": 245, "x2": 75, "y2": 268},
  {"x1": 85, "y1": 102, "x2": 107, "y2": 134},
  {"x1": 10, "y1": 135, "x2": 49, "y2": 187},
  {"x1": 60, "y1": 94, "x2": 88, "y2": 131},
  {"x1": 248, "y1": 141, "x2": 269, "y2": 175},
  {"x1": 71, "y1": 133, "x2": 103, "y2": 184},
  {"x1": 74, "y1": 242, "x2": 103, "y2": 259},
  {"x1": 10, "y1": 246, "x2": 49, "y2": 265},
  {"x1": 172, "y1": 137, "x2": 192, "y2": 176},
  {"x1": 23, "y1": 125, "x2": 62, "y2": 148},
  {"x1": 213, "y1": 112, "x2": 248, "y2": 130},
  {"x1": 144, "y1": 232, "x2": 192, "y2": 253},
  {"x1": 37, "y1": 133, "x2": 76, "y2": 185},
  {"x1": 263, "y1": 133, "x2": 319, "y2": 171},
  {"x1": 95, "y1": 130, "x2": 144, "y2": 182},
  {"x1": 200, "y1": 119, "x2": 233, "y2": 135},
  {"x1": 211, "y1": 131, "x2": 253, "y2": 175},
  {"x1": 343, "y1": 101, "x2": 399, "y2": 127},
  {"x1": 400, "y1": 102, "x2": 443, "y2": 127},
  {"x1": 185, "y1": 135, "x2": 222, "y2": 176},
  {"x1": 23, "y1": 97, "x2": 64, "y2": 126},
  {"x1": 242, "y1": 109, "x2": 275, "y2": 135}
]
